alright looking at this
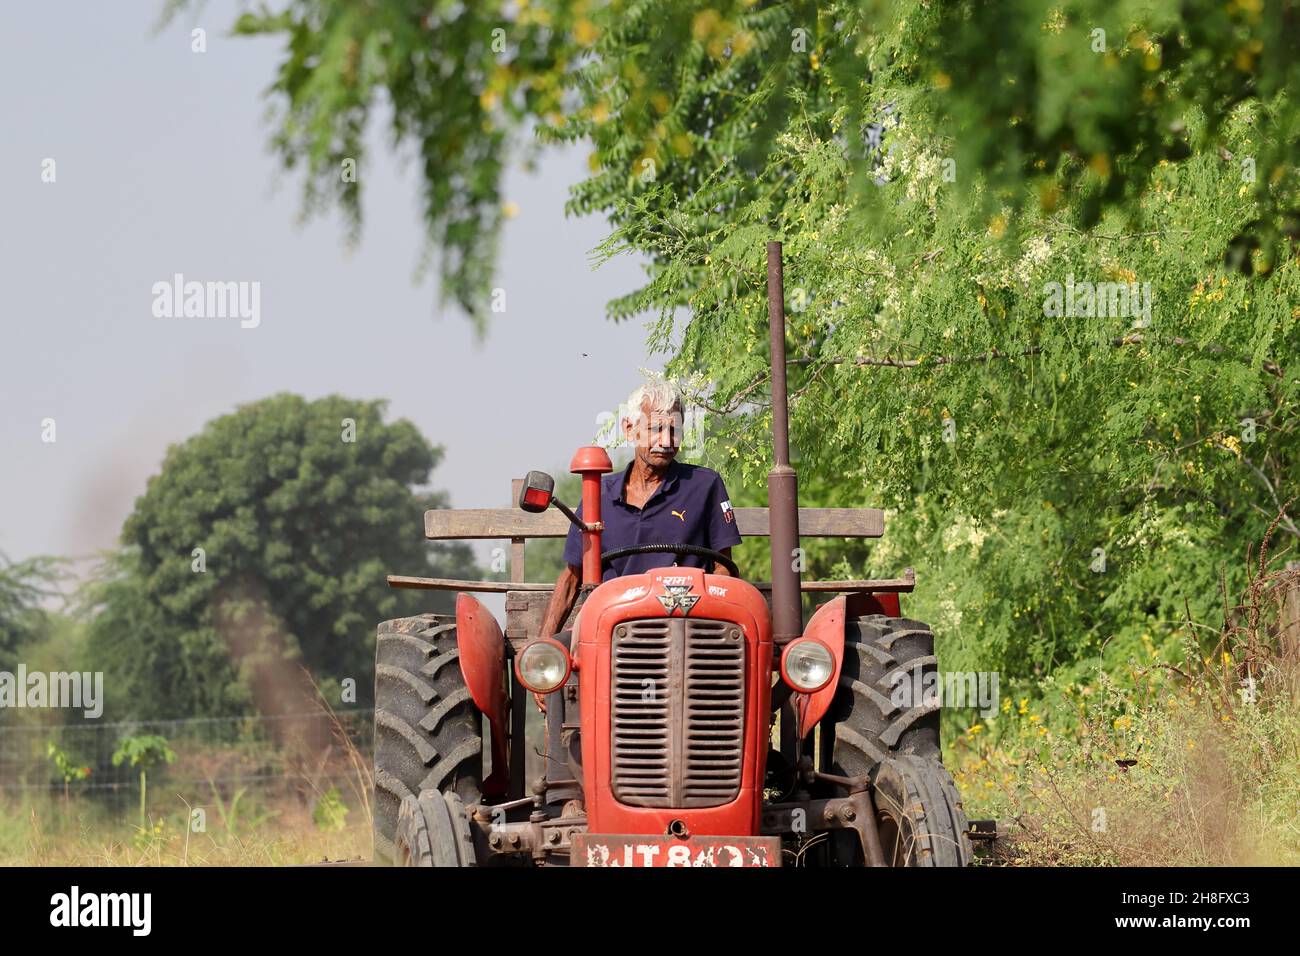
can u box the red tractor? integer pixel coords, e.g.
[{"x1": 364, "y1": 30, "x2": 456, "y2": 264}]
[{"x1": 372, "y1": 244, "x2": 972, "y2": 867}]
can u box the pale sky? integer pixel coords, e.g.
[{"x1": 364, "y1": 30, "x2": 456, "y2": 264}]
[{"x1": 0, "y1": 1, "x2": 663, "y2": 593}]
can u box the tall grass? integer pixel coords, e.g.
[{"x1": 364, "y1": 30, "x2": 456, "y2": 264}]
[
  {"x1": 956, "y1": 526, "x2": 1300, "y2": 866},
  {"x1": 0, "y1": 788, "x2": 370, "y2": 866}
]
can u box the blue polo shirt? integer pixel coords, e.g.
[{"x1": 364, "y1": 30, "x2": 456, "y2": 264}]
[{"x1": 562, "y1": 459, "x2": 743, "y2": 581}]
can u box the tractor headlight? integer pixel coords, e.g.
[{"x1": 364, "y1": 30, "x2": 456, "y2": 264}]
[
  {"x1": 781, "y1": 638, "x2": 835, "y2": 693},
  {"x1": 515, "y1": 638, "x2": 572, "y2": 694}
]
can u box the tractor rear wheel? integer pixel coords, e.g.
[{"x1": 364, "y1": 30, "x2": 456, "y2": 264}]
[
  {"x1": 373, "y1": 614, "x2": 484, "y2": 864},
  {"x1": 820, "y1": 615, "x2": 969, "y2": 866},
  {"x1": 394, "y1": 790, "x2": 478, "y2": 867},
  {"x1": 871, "y1": 754, "x2": 972, "y2": 866},
  {"x1": 828, "y1": 615, "x2": 941, "y2": 775}
]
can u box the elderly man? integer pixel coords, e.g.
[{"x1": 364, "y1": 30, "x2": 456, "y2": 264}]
[{"x1": 537, "y1": 381, "x2": 743, "y2": 639}]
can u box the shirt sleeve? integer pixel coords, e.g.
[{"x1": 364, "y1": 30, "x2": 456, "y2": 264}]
[
  {"x1": 561, "y1": 498, "x2": 584, "y2": 568},
  {"x1": 706, "y1": 474, "x2": 743, "y2": 550}
]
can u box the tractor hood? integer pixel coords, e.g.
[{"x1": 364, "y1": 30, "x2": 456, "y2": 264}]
[{"x1": 576, "y1": 567, "x2": 771, "y2": 644}]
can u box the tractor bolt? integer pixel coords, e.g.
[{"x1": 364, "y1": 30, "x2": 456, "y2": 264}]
[
  {"x1": 841, "y1": 806, "x2": 857, "y2": 822},
  {"x1": 548, "y1": 831, "x2": 562, "y2": 845},
  {"x1": 823, "y1": 807, "x2": 837, "y2": 824},
  {"x1": 508, "y1": 832, "x2": 521, "y2": 847},
  {"x1": 489, "y1": 833, "x2": 503, "y2": 849}
]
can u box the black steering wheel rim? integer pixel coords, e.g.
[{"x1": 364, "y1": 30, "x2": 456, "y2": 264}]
[{"x1": 600, "y1": 543, "x2": 739, "y2": 577}]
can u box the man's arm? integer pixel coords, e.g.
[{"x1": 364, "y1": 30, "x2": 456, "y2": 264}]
[
  {"x1": 706, "y1": 472, "x2": 743, "y2": 576},
  {"x1": 539, "y1": 563, "x2": 582, "y2": 638}
]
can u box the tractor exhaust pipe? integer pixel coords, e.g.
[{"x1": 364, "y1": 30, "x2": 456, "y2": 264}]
[{"x1": 766, "y1": 241, "x2": 802, "y2": 646}]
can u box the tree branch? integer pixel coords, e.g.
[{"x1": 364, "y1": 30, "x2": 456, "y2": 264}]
[{"x1": 791, "y1": 334, "x2": 1283, "y2": 377}]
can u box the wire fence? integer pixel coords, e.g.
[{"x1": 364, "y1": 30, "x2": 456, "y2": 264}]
[{"x1": 0, "y1": 710, "x2": 374, "y2": 812}]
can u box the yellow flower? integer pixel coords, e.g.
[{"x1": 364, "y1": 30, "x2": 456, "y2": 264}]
[
  {"x1": 691, "y1": 9, "x2": 721, "y2": 41},
  {"x1": 573, "y1": 18, "x2": 600, "y2": 46}
]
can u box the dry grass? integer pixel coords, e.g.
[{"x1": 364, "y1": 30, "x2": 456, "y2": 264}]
[
  {"x1": 1, "y1": 675, "x2": 377, "y2": 867},
  {"x1": 956, "y1": 537, "x2": 1300, "y2": 866},
  {"x1": 1, "y1": 789, "x2": 371, "y2": 866}
]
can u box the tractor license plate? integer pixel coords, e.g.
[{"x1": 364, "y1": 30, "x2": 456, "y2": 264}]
[{"x1": 572, "y1": 834, "x2": 781, "y2": 868}]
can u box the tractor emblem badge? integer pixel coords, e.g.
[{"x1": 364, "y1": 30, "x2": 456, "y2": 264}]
[{"x1": 658, "y1": 583, "x2": 700, "y2": 615}]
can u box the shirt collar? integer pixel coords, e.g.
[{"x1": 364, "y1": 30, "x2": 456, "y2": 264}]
[{"x1": 612, "y1": 458, "x2": 681, "y2": 504}]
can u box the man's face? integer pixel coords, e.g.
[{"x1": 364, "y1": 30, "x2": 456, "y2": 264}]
[{"x1": 624, "y1": 400, "x2": 683, "y2": 467}]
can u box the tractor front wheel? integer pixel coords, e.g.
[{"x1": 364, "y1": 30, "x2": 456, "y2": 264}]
[
  {"x1": 394, "y1": 790, "x2": 478, "y2": 867},
  {"x1": 871, "y1": 754, "x2": 972, "y2": 867}
]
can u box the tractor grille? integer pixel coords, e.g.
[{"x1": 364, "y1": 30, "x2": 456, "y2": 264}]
[{"x1": 610, "y1": 618, "x2": 746, "y2": 808}]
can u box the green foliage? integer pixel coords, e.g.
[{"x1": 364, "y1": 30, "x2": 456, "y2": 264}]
[
  {"x1": 953, "y1": 573, "x2": 1300, "y2": 866},
  {"x1": 0, "y1": 554, "x2": 64, "y2": 668},
  {"x1": 113, "y1": 733, "x2": 178, "y2": 831},
  {"x1": 193, "y1": 1, "x2": 1300, "y2": 687},
  {"x1": 163, "y1": 0, "x2": 590, "y2": 330},
  {"x1": 572, "y1": 0, "x2": 1300, "y2": 684},
  {"x1": 111, "y1": 734, "x2": 177, "y2": 772},
  {"x1": 312, "y1": 787, "x2": 349, "y2": 832},
  {"x1": 208, "y1": 783, "x2": 278, "y2": 836},
  {"x1": 84, "y1": 393, "x2": 478, "y2": 720},
  {"x1": 45, "y1": 742, "x2": 91, "y2": 787}
]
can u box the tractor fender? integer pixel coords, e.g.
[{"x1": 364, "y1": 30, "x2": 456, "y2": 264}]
[
  {"x1": 790, "y1": 595, "x2": 846, "y2": 739},
  {"x1": 454, "y1": 593, "x2": 509, "y2": 795}
]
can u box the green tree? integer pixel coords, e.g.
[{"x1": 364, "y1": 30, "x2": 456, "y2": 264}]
[
  {"x1": 111, "y1": 733, "x2": 177, "y2": 830},
  {"x1": 0, "y1": 553, "x2": 63, "y2": 668},
  {"x1": 46, "y1": 741, "x2": 92, "y2": 806},
  {"x1": 84, "y1": 394, "x2": 477, "y2": 720},
  {"x1": 162, "y1": 0, "x2": 590, "y2": 329},
  {"x1": 191, "y1": 1, "x2": 1300, "y2": 692}
]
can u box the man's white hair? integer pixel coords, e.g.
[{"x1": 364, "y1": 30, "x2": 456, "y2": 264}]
[{"x1": 623, "y1": 379, "x2": 683, "y2": 427}]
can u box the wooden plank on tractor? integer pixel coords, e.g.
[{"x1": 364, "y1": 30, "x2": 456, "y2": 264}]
[{"x1": 424, "y1": 506, "x2": 884, "y2": 540}]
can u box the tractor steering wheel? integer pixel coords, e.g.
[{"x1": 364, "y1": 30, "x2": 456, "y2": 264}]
[{"x1": 600, "y1": 543, "x2": 739, "y2": 577}]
